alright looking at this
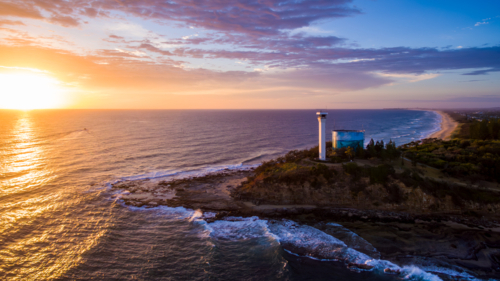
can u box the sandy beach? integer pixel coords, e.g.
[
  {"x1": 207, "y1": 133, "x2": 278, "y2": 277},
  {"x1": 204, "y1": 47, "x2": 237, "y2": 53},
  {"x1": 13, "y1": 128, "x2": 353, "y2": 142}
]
[{"x1": 428, "y1": 110, "x2": 459, "y2": 140}]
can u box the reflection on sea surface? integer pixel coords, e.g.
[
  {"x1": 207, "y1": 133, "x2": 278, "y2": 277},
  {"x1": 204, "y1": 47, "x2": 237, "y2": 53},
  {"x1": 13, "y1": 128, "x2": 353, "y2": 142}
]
[
  {"x1": 1, "y1": 112, "x2": 54, "y2": 194},
  {"x1": 0, "y1": 111, "x2": 107, "y2": 280},
  {"x1": 0, "y1": 109, "x2": 456, "y2": 281}
]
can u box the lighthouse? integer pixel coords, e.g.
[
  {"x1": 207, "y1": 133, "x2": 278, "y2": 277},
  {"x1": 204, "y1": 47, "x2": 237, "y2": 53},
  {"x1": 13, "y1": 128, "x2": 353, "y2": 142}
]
[{"x1": 317, "y1": 112, "x2": 328, "y2": 160}]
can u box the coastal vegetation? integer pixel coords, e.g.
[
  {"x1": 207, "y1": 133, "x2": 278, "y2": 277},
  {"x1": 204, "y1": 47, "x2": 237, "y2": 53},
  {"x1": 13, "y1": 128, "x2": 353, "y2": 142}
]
[
  {"x1": 446, "y1": 109, "x2": 500, "y2": 140},
  {"x1": 233, "y1": 140, "x2": 500, "y2": 214},
  {"x1": 401, "y1": 138, "x2": 500, "y2": 182},
  {"x1": 329, "y1": 139, "x2": 399, "y2": 162},
  {"x1": 469, "y1": 118, "x2": 500, "y2": 140}
]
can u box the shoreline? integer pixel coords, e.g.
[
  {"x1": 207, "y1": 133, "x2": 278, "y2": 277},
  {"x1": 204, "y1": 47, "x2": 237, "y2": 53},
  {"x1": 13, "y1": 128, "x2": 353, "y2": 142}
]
[
  {"x1": 109, "y1": 110, "x2": 500, "y2": 279},
  {"x1": 111, "y1": 168, "x2": 500, "y2": 279},
  {"x1": 427, "y1": 110, "x2": 459, "y2": 140}
]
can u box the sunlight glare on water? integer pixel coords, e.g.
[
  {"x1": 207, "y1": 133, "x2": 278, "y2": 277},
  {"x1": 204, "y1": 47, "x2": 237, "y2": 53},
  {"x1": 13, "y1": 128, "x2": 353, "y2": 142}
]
[
  {"x1": 0, "y1": 111, "x2": 110, "y2": 280},
  {"x1": 0, "y1": 109, "x2": 444, "y2": 280},
  {"x1": 0, "y1": 113, "x2": 54, "y2": 194}
]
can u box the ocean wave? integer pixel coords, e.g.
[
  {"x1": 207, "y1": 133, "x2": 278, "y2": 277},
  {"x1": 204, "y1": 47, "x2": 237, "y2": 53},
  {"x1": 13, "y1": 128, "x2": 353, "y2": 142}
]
[
  {"x1": 420, "y1": 110, "x2": 442, "y2": 139},
  {"x1": 267, "y1": 220, "x2": 374, "y2": 268},
  {"x1": 128, "y1": 204, "x2": 196, "y2": 220},
  {"x1": 107, "y1": 162, "x2": 259, "y2": 187},
  {"x1": 369, "y1": 110, "x2": 443, "y2": 144},
  {"x1": 206, "y1": 216, "x2": 278, "y2": 241},
  {"x1": 202, "y1": 217, "x2": 479, "y2": 280},
  {"x1": 421, "y1": 265, "x2": 475, "y2": 279},
  {"x1": 322, "y1": 222, "x2": 380, "y2": 259},
  {"x1": 119, "y1": 202, "x2": 482, "y2": 281},
  {"x1": 241, "y1": 150, "x2": 283, "y2": 164}
]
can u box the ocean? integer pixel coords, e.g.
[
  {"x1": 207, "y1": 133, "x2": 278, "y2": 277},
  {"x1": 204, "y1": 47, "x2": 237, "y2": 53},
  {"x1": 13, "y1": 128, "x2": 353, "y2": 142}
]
[{"x1": 0, "y1": 109, "x2": 459, "y2": 281}]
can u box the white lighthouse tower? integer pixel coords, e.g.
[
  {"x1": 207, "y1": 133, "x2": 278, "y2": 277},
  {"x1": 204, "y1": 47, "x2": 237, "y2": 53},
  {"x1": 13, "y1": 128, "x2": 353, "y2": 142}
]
[{"x1": 317, "y1": 112, "x2": 328, "y2": 160}]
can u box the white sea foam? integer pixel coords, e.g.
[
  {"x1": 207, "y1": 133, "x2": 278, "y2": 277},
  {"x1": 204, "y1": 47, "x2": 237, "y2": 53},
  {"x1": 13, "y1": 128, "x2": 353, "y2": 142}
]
[
  {"x1": 399, "y1": 265, "x2": 443, "y2": 281},
  {"x1": 122, "y1": 205, "x2": 473, "y2": 281},
  {"x1": 106, "y1": 163, "x2": 259, "y2": 188},
  {"x1": 206, "y1": 216, "x2": 278, "y2": 241},
  {"x1": 420, "y1": 265, "x2": 475, "y2": 279},
  {"x1": 189, "y1": 209, "x2": 203, "y2": 222},
  {"x1": 206, "y1": 218, "x2": 464, "y2": 280},
  {"x1": 324, "y1": 222, "x2": 380, "y2": 258},
  {"x1": 420, "y1": 110, "x2": 443, "y2": 139},
  {"x1": 120, "y1": 163, "x2": 258, "y2": 182},
  {"x1": 268, "y1": 220, "x2": 374, "y2": 266},
  {"x1": 241, "y1": 150, "x2": 283, "y2": 164},
  {"x1": 128, "y1": 205, "x2": 196, "y2": 220}
]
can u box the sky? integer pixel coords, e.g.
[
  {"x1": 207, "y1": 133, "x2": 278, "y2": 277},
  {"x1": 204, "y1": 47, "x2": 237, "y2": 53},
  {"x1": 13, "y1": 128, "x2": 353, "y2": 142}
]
[{"x1": 0, "y1": 0, "x2": 499, "y2": 109}]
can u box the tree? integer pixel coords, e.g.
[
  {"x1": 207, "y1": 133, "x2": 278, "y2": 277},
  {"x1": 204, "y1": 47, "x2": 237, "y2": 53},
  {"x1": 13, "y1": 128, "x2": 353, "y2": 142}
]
[
  {"x1": 488, "y1": 119, "x2": 500, "y2": 139},
  {"x1": 411, "y1": 152, "x2": 418, "y2": 167},
  {"x1": 346, "y1": 146, "x2": 355, "y2": 161},
  {"x1": 478, "y1": 120, "x2": 489, "y2": 140},
  {"x1": 386, "y1": 139, "x2": 397, "y2": 160},
  {"x1": 355, "y1": 144, "x2": 365, "y2": 158},
  {"x1": 367, "y1": 139, "x2": 376, "y2": 157}
]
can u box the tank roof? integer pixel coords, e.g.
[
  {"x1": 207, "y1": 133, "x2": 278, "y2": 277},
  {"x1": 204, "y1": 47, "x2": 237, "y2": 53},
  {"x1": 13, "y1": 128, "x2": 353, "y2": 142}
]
[{"x1": 316, "y1": 112, "x2": 328, "y2": 115}]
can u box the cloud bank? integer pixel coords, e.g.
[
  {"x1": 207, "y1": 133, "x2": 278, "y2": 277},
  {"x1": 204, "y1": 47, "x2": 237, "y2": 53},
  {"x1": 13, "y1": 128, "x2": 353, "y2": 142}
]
[{"x1": 0, "y1": 0, "x2": 499, "y2": 107}]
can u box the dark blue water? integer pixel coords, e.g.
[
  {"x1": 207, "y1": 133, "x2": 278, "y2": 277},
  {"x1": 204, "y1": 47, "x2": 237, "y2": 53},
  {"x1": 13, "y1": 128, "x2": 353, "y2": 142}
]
[{"x1": 2, "y1": 109, "x2": 466, "y2": 281}]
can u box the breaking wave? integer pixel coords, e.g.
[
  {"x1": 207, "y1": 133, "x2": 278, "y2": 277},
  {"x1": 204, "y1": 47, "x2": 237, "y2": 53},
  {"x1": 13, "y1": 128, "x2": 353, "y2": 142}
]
[{"x1": 191, "y1": 216, "x2": 477, "y2": 281}]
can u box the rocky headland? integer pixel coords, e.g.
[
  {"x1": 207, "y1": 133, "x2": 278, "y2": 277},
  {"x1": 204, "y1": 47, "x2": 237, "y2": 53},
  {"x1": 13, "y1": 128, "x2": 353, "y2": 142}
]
[{"x1": 111, "y1": 142, "x2": 500, "y2": 279}]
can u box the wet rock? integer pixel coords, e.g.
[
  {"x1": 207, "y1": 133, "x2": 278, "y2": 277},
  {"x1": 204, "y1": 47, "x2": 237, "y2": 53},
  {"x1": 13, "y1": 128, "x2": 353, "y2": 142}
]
[
  {"x1": 348, "y1": 263, "x2": 374, "y2": 270},
  {"x1": 383, "y1": 268, "x2": 401, "y2": 274}
]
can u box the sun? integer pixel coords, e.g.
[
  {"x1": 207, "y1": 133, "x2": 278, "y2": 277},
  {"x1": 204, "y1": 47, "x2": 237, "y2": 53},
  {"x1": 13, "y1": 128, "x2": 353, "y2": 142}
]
[{"x1": 0, "y1": 72, "x2": 68, "y2": 110}]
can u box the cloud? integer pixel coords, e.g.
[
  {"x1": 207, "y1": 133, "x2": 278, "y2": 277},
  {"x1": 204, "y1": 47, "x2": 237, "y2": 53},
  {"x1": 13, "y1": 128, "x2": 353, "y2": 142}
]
[
  {"x1": 0, "y1": 43, "x2": 398, "y2": 98},
  {"x1": 0, "y1": 44, "x2": 260, "y2": 93},
  {"x1": 377, "y1": 73, "x2": 441, "y2": 82},
  {"x1": 1, "y1": 0, "x2": 499, "y2": 106},
  {"x1": 264, "y1": 68, "x2": 392, "y2": 91},
  {"x1": 333, "y1": 46, "x2": 500, "y2": 76},
  {"x1": 49, "y1": 14, "x2": 80, "y2": 27},
  {"x1": 158, "y1": 45, "x2": 500, "y2": 77},
  {"x1": 374, "y1": 95, "x2": 500, "y2": 106},
  {"x1": 0, "y1": 65, "x2": 48, "y2": 73},
  {"x1": 463, "y1": 67, "x2": 500, "y2": 75},
  {"x1": 0, "y1": 0, "x2": 83, "y2": 26},
  {"x1": 290, "y1": 26, "x2": 335, "y2": 35},
  {"x1": 475, "y1": 18, "x2": 492, "y2": 27},
  {"x1": 106, "y1": 22, "x2": 150, "y2": 37},
  {"x1": 0, "y1": 19, "x2": 25, "y2": 26},
  {"x1": 1, "y1": 0, "x2": 360, "y2": 33},
  {"x1": 0, "y1": 2, "x2": 43, "y2": 19},
  {"x1": 475, "y1": 21, "x2": 489, "y2": 26},
  {"x1": 115, "y1": 0, "x2": 360, "y2": 36},
  {"x1": 398, "y1": 95, "x2": 500, "y2": 104},
  {"x1": 459, "y1": 79, "x2": 488, "y2": 82},
  {"x1": 446, "y1": 95, "x2": 500, "y2": 103},
  {"x1": 113, "y1": 48, "x2": 147, "y2": 57},
  {"x1": 5, "y1": 0, "x2": 497, "y2": 79},
  {"x1": 136, "y1": 43, "x2": 173, "y2": 56},
  {"x1": 81, "y1": 7, "x2": 99, "y2": 18}
]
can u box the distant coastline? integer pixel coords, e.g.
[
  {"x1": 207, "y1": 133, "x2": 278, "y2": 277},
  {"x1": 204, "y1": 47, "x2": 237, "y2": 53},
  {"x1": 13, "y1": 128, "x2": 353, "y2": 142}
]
[
  {"x1": 386, "y1": 108, "x2": 457, "y2": 141},
  {"x1": 427, "y1": 110, "x2": 459, "y2": 140},
  {"x1": 108, "y1": 109, "x2": 500, "y2": 279}
]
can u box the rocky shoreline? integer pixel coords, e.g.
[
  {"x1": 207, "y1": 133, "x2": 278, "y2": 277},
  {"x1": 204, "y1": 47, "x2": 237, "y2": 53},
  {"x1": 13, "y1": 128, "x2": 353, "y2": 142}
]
[{"x1": 112, "y1": 168, "x2": 500, "y2": 279}]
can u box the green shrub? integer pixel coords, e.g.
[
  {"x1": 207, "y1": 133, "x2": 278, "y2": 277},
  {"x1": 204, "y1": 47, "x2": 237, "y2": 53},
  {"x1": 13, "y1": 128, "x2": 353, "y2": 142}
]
[
  {"x1": 342, "y1": 162, "x2": 364, "y2": 181},
  {"x1": 369, "y1": 164, "x2": 395, "y2": 184}
]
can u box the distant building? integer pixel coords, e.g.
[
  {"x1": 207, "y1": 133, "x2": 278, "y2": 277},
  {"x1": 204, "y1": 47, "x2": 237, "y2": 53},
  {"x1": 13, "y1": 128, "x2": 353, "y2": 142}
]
[{"x1": 332, "y1": 130, "x2": 365, "y2": 151}]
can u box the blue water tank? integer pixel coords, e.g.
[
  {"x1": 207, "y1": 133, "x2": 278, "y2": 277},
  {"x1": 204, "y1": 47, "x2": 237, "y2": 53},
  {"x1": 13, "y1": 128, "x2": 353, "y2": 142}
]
[{"x1": 332, "y1": 130, "x2": 365, "y2": 150}]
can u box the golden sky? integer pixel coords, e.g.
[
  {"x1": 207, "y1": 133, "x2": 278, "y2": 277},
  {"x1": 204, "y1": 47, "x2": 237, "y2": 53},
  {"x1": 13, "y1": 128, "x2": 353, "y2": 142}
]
[{"x1": 0, "y1": 0, "x2": 499, "y2": 109}]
